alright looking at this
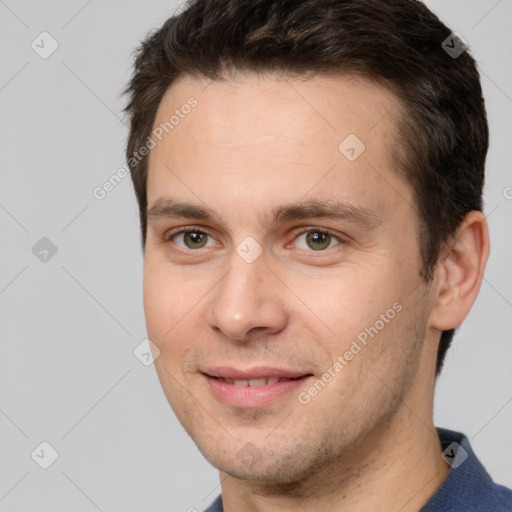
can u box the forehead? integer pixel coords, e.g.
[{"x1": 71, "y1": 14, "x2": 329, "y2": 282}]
[
  {"x1": 153, "y1": 71, "x2": 400, "y2": 148},
  {"x1": 146, "y1": 72, "x2": 411, "y2": 224}
]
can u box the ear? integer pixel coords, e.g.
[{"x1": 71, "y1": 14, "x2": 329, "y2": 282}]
[{"x1": 429, "y1": 211, "x2": 490, "y2": 331}]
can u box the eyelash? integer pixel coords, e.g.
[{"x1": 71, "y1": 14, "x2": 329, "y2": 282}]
[{"x1": 164, "y1": 225, "x2": 346, "y2": 253}]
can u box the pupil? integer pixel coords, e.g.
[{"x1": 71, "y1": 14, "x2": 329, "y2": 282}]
[
  {"x1": 186, "y1": 232, "x2": 206, "y2": 248},
  {"x1": 307, "y1": 231, "x2": 330, "y2": 250}
]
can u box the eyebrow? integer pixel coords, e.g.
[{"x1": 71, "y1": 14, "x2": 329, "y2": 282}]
[{"x1": 147, "y1": 198, "x2": 382, "y2": 230}]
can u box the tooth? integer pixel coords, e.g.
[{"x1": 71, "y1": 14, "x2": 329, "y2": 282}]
[
  {"x1": 266, "y1": 377, "x2": 279, "y2": 385},
  {"x1": 223, "y1": 377, "x2": 234, "y2": 384},
  {"x1": 248, "y1": 378, "x2": 267, "y2": 387},
  {"x1": 234, "y1": 379, "x2": 249, "y2": 386}
]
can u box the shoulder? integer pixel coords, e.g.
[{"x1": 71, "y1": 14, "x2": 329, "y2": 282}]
[{"x1": 203, "y1": 495, "x2": 223, "y2": 512}]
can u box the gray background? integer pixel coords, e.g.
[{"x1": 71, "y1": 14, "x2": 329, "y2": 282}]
[{"x1": 0, "y1": 1, "x2": 510, "y2": 510}]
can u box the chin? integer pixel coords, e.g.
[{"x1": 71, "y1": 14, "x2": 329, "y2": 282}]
[{"x1": 197, "y1": 436, "x2": 334, "y2": 485}]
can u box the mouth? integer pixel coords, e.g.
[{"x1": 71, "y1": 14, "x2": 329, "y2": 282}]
[
  {"x1": 213, "y1": 376, "x2": 303, "y2": 386},
  {"x1": 201, "y1": 366, "x2": 314, "y2": 408}
]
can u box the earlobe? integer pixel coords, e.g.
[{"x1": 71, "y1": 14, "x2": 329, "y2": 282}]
[{"x1": 429, "y1": 211, "x2": 490, "y2": 331}]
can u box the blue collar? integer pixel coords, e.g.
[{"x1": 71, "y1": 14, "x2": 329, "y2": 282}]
[{"x1": 420, "y1": 428, "x2": 511, "y2": 511}]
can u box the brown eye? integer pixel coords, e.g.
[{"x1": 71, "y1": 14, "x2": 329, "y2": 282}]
[
  {"x1": 306, "y1": 231, "x2": 332, "y2": 250},
  {"x1": 183, "y1": 231, "x2": 208, "y2": 248},
  {"x1": 294, "y1": 230, "x2": 342, "y2": 251},
  {"x1": 170, "y1": 230, "x2": 213, "y2": 250}
]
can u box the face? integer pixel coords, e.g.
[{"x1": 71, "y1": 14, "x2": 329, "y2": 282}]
[{"x1": 143, "y1": 73, "x2": 435, "y2": 483}]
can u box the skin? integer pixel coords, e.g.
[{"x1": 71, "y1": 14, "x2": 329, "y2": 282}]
[{"x1": 143, "y1": 72, "x2": 489, "y2": 511}]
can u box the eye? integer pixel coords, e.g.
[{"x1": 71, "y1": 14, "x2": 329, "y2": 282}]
[
  {"x1": 168, "y1": 229, "x2": 217, "y2": 250},
  {"x1": 166, "y1": 227, "x2": 344, "y2": 253},
  {"x1": 293, "y1": 229, "x2": 342, "y2": 251}
]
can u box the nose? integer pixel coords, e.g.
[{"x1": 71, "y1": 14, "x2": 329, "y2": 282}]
[{"x1": 206, "y1": 252, "x2": 288, "y2": 343}]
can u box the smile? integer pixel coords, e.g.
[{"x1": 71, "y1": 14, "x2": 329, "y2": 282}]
[
  {"x1": 202, "y1": 366, "x2": 313, "y2": 407},
  {"x1": 216, "y1": 376, "x2": 299, "y2": 386}
]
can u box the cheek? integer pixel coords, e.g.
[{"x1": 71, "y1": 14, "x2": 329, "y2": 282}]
[
  {"x1": 143, "y1": 260, "x2": 189, "y2": 347},
  {"x1": 298, "y1": 268, "x2": 387, "y2": 350},
  {"x1": 143, "y1": 258, "x2": 215, "y2": 377}
]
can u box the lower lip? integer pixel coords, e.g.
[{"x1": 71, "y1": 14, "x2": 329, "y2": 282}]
[{"x1": 204, "y1": 375, "x2": 312, "y2": 408}]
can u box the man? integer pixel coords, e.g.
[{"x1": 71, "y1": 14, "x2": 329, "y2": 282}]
[{"x1": 123, "y1": 0, "x2": 512, "y2": 510}]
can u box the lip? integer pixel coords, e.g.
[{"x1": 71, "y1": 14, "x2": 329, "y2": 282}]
[
  {"x1": 202, "y1": 366, "x2": 314, "y2": 408},
  {"x1": 202, "y1": 365, "x2": 310, "y2": 380}
]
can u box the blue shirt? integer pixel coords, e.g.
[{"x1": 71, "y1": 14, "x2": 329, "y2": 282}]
[{"x1": 203, "y1": 428, "x2": 511, "y2": 511}]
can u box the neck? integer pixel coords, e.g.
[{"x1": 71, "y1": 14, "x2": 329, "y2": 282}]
[{"x1": 219, "y1": 371, "x2": 449, "y2": 512}]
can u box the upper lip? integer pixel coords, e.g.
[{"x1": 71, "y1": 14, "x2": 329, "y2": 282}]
[{"x1": 202, "y1": 366, "x2": 312, "y2": 380}]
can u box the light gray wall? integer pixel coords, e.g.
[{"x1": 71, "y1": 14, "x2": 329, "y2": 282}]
[{"x1": 0, "y1": 1, "x2": 510, "y2": 510}]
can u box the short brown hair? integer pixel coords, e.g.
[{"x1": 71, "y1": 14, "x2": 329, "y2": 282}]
[{"x1": 124, "y1": 0, "x2": 488, "y2": 374}]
